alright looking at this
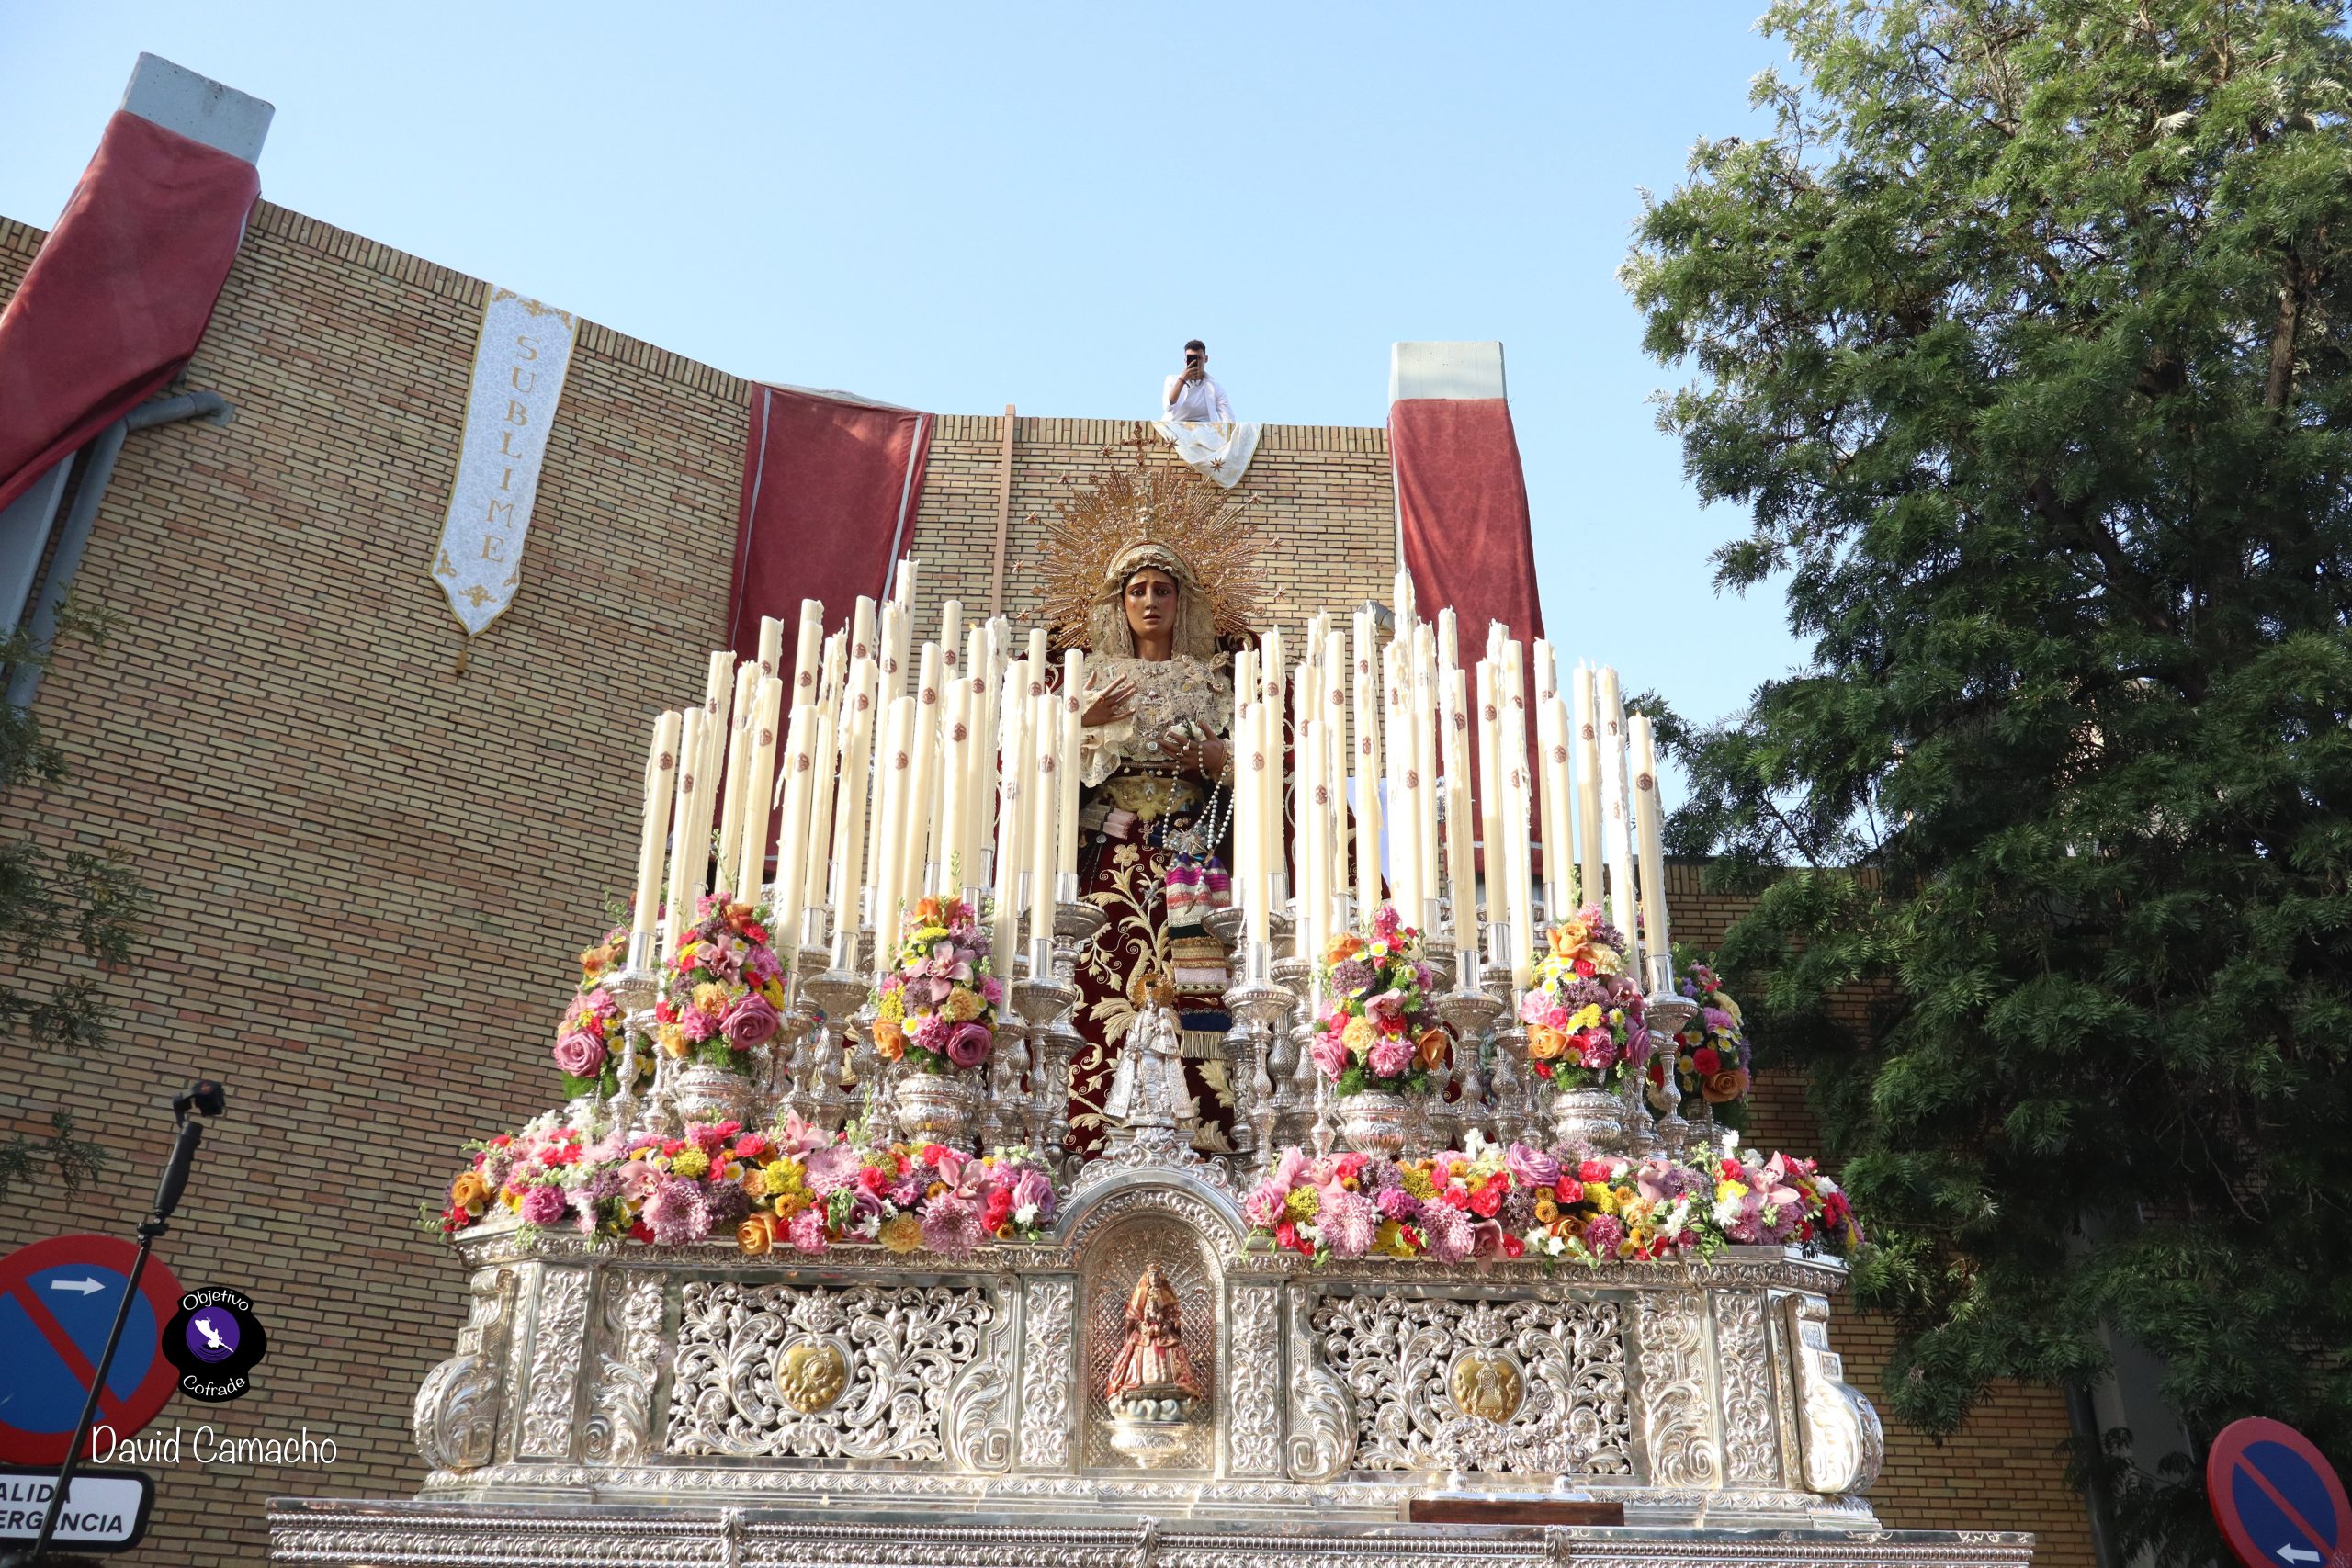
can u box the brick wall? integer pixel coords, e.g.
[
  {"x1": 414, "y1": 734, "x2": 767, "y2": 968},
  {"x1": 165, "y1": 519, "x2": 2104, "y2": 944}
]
[{"x1": 0, "y1": 200, "x2": 2091, "y2": 1568}]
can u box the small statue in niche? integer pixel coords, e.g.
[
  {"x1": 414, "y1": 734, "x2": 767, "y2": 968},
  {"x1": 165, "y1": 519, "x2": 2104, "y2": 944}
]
[
  {"x1": 1101, "y1": 970, "x2": 1199, "y2": 1152},
  {"x1": 1104, "y1": 1262, "x2": 1200, "y2": 1423}
]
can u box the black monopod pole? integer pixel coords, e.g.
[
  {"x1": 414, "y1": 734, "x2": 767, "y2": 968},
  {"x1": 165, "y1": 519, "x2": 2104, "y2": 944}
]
[{"x1": 13, "y1": 1079, "x2": 222, "y2": 1568}]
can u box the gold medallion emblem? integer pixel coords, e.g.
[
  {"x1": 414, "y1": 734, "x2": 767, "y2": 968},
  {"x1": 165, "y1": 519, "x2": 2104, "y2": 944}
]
[
  {"x1": 1449, "y1": 1353, "x2": 1523, "y2": 1423},
  {"x1": 775, "y1": 1339, "x2": 848, "y2": 1414}
]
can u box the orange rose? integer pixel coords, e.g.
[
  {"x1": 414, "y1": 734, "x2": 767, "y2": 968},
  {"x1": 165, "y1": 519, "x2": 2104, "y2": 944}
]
[
  {"x1": 873, "y1": 1019, "x2": 906, "y2": 1062},
  {"x1": 1546, "y1": 919, "x2": 1590, "y2": 960},
  {"x1": 1525, "y1": 1024, "x2": 1566, "y2": 1062},
  {"x1": 736, "y1": 1216, "x2": 774, "y2": 1257},
  {"x1": 449, "y1": 1171, "x2": 491, "y2": 1213},
  {"x1": 1326, "y1": 932, "x2": 1364, "y2": 965},
  {"x1": 1702, "y1": 1067, "x2": 1749, "y2": 1104},
  {"x1": 1415, "y1": 1026, "x2": 1452, "y2": 1069}
]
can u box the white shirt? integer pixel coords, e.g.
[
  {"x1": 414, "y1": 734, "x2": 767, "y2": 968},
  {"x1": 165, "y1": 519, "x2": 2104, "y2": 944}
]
[{"x1": 1162, "y1": 371, "x2": 1234, "y2": 423}]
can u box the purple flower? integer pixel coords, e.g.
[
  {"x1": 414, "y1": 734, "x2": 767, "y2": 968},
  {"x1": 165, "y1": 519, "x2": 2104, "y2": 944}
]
[
  {"x1": 1505, "y1": 1143, "x2": 1562, "y2": 1190},
  {"x1": 1583, "y1": 1213, "x2": 1627, "y2": 1258},
  {"x1": 1320, "y1": 1187, "x2": 1377, "y2": 1258},
  {"x1": 518, "y1": 1184, "x2": 567, "y2": 1227},
  {"x1": 1419, "y1": 1200, "x2": 1475, "y2": 1262},
  {"x1": 1009, "y1": 1167, "x2": 1055, "y2": 1224},
  {"x1": 1703, "y1": 1007, "x2": 1734, "y2": 1034},
  {"x1": 1330, "y1": 959, "x2": 1374, "y2": 995},
  {"x1": 804, "y1": 1145, "x2": 861, "y2": 1195},
  {"x1": 701, "y1": 1179, "x2": 751, "y2": 1230},
  {"x1": 888, "y1": 1174, "x2": 925, "y2": 1207},
  {"x1": 721, "y1": 991, "x2": 783, "y2": 1047},
  {"x1": 1413, "y1": 963, "x2": 1436, "y2": 994},
  {"x1": 551, "y1": 1029, "x2": 607, "y2": 1078},
  {"x1": 643, "y1": 1178, "x2": 711, "y2": 1247},
  {"x1": 944, "y1": 1021, "x2": 993, "y2": 1068},
  {"x1": 745, "y1": 944, "x2": 783, "y2": 981},
  {"x1": 1374, "y1": 1185, "x2": 1419, "y2": 1222},
  {"x1": 922, "y1": 1192, "x2": 986, "y2": 1258},
  {"x1": 786, "y1": 1206, "x2": 828, "y2": 1254}
]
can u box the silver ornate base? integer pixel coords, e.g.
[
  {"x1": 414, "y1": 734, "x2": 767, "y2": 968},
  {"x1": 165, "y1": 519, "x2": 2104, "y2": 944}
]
[{"x1": 266, "y1": 1501, "x2": 2034, "y2": 1568}]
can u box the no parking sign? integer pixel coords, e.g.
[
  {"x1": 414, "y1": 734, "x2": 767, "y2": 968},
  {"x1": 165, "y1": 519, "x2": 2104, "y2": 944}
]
[
  {"x1": 0, "y1": 1235, "x2": 185, "y2": 1464},
  {"x1": 2209, "y1": 1417, "x2": 2350, "y2": 1568}
]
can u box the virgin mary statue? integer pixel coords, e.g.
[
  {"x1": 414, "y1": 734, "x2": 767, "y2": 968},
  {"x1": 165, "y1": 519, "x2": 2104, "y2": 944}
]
[{"x1": 1034, "y1": 456, "x2": 1266, "y2": 1156}]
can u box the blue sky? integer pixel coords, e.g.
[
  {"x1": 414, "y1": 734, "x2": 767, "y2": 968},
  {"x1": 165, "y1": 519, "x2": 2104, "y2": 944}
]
[{"x1": 0, "y1": 3, "x2": 1804, "y2": 753}]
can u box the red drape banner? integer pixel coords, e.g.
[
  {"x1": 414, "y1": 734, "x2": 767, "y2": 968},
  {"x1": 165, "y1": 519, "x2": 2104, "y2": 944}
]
[
  {"x1": 729, "y1": 385, "x2": 933, "y2": 673},
  {"x1": 1391, "y1": 396, "x2": 1547, "y2": 864},
  {"x1": 0, "y1": 111, "x2": 260, "y2": 513}
]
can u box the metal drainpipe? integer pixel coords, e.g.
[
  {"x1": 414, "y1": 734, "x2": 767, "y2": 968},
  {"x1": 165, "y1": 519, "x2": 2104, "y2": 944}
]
[{"x1": 6, "y1": 390, "x2": 232, "y2": 712}]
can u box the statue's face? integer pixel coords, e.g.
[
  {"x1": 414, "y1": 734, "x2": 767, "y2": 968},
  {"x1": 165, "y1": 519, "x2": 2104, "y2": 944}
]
[{"x1": 1123, "y1": 567, "x2": 1178, "y2": 647}]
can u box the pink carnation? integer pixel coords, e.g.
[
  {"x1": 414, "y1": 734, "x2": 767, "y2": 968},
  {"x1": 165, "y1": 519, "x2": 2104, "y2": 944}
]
[
  {"x1": 1243, "y1": 1179, "x2": 1287, "y2": 1229},
  {"x1": 681, "y1": 1005, "x2": 722, "y2": 1043},
  {"x1": 1310, "y1": 1030, "x2": 1351, "y2": 1080},
  {"x1": 642, "y1": 1178, "x2": 710, "y2": 1247},
  {"x1": 785, "y1": 1206, "x2": 829, "y2": 1255},
  {"x1": 518, "y1": 1184, "x2": 567, "y2": 1227},
  {"x1": 1367, "y1": 1032, "x2": 1411, "y2": 1077}
]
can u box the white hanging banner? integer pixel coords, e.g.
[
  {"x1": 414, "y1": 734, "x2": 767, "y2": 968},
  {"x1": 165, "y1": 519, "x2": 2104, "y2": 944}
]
[{"x1": 429, "y1": 288, "x2": 578, "y2": 637}]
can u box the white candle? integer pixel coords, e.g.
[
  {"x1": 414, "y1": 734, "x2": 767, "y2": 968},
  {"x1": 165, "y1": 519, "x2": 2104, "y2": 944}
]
[
  {"x1": 1393, "y1": 567, "x2": 1415, "y2": 635},
  {"x1": 1476, "y1": 659, "x2": 1503, "y2": 945},
  {"x1": 1322, "y1": 628, "x2": 1348, "y2": 929},
  {"x1": 1437, "y1": 606, "x2": 1458, "y2": 674},
  {"x1": 1573, "y1": 665, "x2": 1605, "y2": 914},
  {"x1": 992, "y1": 660, "x2": 1030, "y2": 970},
  {"x1": 1351, "y1": 610, "x2": 1383, "y2": 915},
  {"x1": 1058, "y1": 648, "x2": 1085, "y2": 878},
  {"x1": 820, "y1": 628, "x2": 845, "y2": 710},
  {"x1": 792, "y1": 601, "x2": 824, "y2": 708},
  {"x1": 1596, "y1": 666, "x2": 1645, "y2": 981},
  {"x1": 1629, "y1": 712, "x2": 1672, "y2": 989},
  {"x1": 1260, "y1": 637, "x2": 1283, "y2": 914},
  {"x1": 938, "y1": 599, "x2": 963, "y2": 680},
  {"x1": 1028, "y1": 688, "x2": 1058, "y2": 949},
  {"x1": 732, "y1": 675, "x2": 786, "y2": 911},
  {"x1": 1535, "y1": 690, "x2": 1566, "y2": 916},
  {"x1": 700, "y1": 649, "x2": 734, "y2": 815},
  {"x1": 850, "y1": 596, "x2": 877, "y2": 666},
  {"x1": 829, "y1": 657, "x2": 876, "y2": 942},
  {"x1": 1295, "y1": 700, "x2": 1322, "y2": 962},
  {"x1": 913, "y1": 641, "x2": 944, "y2": 891},
  {"x1": 1440, "y1": 668, "x2": 1474, "y2": 949},
  {"x1": 1499, "y1": 646, "x2": 1537, "y2": 992},
  {"x1": 630, "y1": 709, "x2": 682, "y2": 961},
  {"x1": 757, "y1": 615, "x2": 785, "y2": 682},
  {"x1": 1413, "y1": 623, "x2": 1440, "y2": 919},
  {"x1": 664, "y1": 706, "x2": 708, "y2": 955},
  {"x1": 871, "y1": 695, "x2": 916, "y2": 951},
  {"x1": 938, "y1": 666, "x2": 969, "y2": 903},
  {"x1": 713, "y1": 660, "x2": 760, "y2": 897},
  {"x1": 797, "y1": 705, "x2": 838, "y2": 919},
  {"x1": 879, "y1": 601, "x2": 906, "y2": 704},
  {"x1": 1242, "y1": 699, "x2": 1270, "y2": 946},
  {"x1": 764, "y1": 696, "x2": 809, "y2": 958},
  {"x1": 967, "y1": 624, "x2": 998, "y2": 893},
  {"x1": 893, "y1": 556, "x2": 918, "y2": 609},
  {"x1": 1384, "y1": 641, "x2": 1419, "y2": 922}
]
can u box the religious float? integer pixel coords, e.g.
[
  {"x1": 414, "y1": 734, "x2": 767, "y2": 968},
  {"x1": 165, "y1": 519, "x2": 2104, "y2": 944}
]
[{"x1": 268, "y1": 475, "x2": 2030, "y2": 1567}]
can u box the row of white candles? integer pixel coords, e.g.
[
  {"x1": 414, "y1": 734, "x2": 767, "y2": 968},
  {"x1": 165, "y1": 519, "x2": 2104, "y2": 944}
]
[{"x1": 618, "y1": 559, "x2": 1679, "y2": 1000}]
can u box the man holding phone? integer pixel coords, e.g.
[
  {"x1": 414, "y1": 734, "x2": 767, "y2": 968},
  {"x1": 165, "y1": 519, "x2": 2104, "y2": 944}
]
[{"x1": 1162, "y1": 339, "x2": 1236, "y2": 423}]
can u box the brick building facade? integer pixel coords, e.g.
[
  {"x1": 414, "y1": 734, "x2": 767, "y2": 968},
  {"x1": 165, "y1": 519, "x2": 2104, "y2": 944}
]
[{"x1": 0, "y1": 202, "x2": 2091, "y2": 1565}]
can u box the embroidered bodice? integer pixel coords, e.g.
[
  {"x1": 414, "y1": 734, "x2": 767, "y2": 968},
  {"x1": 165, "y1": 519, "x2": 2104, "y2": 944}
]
[{"x1": 1079, "y1": 653, "x2": 1233, "y2": 790}]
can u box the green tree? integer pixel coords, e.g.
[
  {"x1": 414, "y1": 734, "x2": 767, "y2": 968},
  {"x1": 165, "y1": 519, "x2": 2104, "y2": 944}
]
[
  {"x1": 0, "y1": 609, "x2": 150, "y2": 1201},
  {"x1": 1623, "y1": 1, "x2": 2352, "y2": 1558}
]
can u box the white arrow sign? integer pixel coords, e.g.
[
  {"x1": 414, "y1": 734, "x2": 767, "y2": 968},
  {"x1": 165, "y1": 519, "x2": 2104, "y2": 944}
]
[
  {"x1": 2277, "y1": 1546, "x2": 2319, "y2": 1564},
  {"x1": 44, "y1": 1277, "x2": 104, "y2": 1295}
]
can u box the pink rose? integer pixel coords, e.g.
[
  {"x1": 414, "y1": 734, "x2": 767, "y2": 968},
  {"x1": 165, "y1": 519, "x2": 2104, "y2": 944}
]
[
  {"x1": 1368, "y1": 1032, "x2": 1411, "y2": 1077},
  {"x1": 552, "y1": 1030, "x2": 607, "y2": 1078},
  {"x1": 721, "y1": 990, "x2": 783, "y2": 1048},
  {"x1": 944, "y1": 1022, "x2": 993, "y2": 1068},
  {"x1": 1310, "y1": 1031, "x2": 1350, "y2": 1080}
]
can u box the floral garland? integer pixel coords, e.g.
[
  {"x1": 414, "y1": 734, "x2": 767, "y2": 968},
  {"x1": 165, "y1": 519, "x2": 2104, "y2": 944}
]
[
  {"x1": 651, "y1": 897, "x2": 787, "y2": 1076},
  {"x1": 1241, "y1": 1133, "x2": 1860, "y2": 1265},
  {"x1": 871, "y1": 896, "x2": 1002, "y2": 1074},
  {"x1": 1657, "y1": 961, "x2": 1751, "y2": 1110},
  {"x1": 1518, "y1": 906, "x2": 1648, "y2": 1089},
  {"x1": 440, "y1": 1111, "x2": 1055, "y2": 1259},
  {"x1": 1312, "y1": 903, "x2": 1449, "y2": 1095}
]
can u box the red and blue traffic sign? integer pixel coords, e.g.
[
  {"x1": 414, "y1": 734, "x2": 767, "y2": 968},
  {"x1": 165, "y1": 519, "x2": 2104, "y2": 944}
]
[
  {"x1": 2209, "y1": 1417, "x2": 2349, "y2": 1568},
  {"x1": 0, "y1": 1235, "x2": 185, "y2": 1464}
]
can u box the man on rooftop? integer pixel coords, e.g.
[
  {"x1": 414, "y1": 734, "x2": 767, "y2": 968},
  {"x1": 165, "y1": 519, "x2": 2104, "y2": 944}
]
[{"x1": 1162, "y1": 339, "x2": 1235, "y2": 423}]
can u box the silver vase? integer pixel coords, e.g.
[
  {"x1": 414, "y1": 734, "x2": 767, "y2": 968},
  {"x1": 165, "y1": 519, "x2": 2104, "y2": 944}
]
[
  {"x1": 1551, "y1": 1084, "x2": 1626, "y2": 1155},
  {"x1": 673, "y1": 1060, "x2": 755, "y2": 1125},
  {"x1": 894, "y1": 1070, "x2": 978, "y2": 1145},
  {"x1": 1336, "y1": 1089, "x2": 1415, "y2": 1158}
]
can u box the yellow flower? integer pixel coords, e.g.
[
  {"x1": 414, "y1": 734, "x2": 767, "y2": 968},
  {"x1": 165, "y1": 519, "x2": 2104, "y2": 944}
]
[
  {"x1": 1374, "y1": 1218, "x2": 1416, "y2": 1258},
  {"x1": 1399, "y1": 1166, "x2": 1438, "y2": 1201},
  {"x1": 1716, "y1": 1179, "x2": 1749, "y2": 1204},
  {"x1": 763, "y1": 1157, "x2": 809, "y2": 1203},
  {"x1": 1568, "y1": 1003, "x2": 1603, "y2": 1032},
  {"x1": 736, "y1": 1216, "x2": 773, "y2": 1257},
  {"x1": 944, "y1": 986, "x2": 984, "y2": 1022},
  {"x1": 449, "y1": 1171, "x2": 491, "y2": 1213},
  {"x1": 1533, "y1": 1194, "x2": 1559, "y2": 1224},
  {"x1": 876, "y1": 991, "x2": 905, "y2": 1023},
  {"x1": 656, "y1": 1022, "x2": 689, "y2": 1058},
  {"x1": 691, "y1": 981, "x2": 730, "y2": 1013},
  {"x1": 1583, "y1": 1181, "x2": 1619, "y2": 1213},
  {"x1": 1284, "y1": 1186, "x2": 1321, "y2": 1222},
  {"x1": 879, "y1": 1213, "x2": 924, "y2": 1254},
  {"x1": 1342, "y1": 1015, "x2": 1375, "y2": 1055},
  {"x1": 669, "y1": 1148, "x2": 710, "y2": 1179},
  {"x1": 1716, "y1": 993, "x2": 1744, "y2": 1025}
]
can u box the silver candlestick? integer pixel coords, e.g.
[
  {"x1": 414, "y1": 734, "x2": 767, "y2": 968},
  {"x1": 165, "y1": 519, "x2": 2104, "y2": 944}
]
[{"x1": 1638, "y1": 974, "x2": 1700, "y2": 1156}]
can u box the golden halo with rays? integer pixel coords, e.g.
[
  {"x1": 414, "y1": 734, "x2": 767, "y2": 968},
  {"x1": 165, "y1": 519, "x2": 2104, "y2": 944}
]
[{"x1": 1023, "y1": 426, "x2": 1271, "y2": 651}]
